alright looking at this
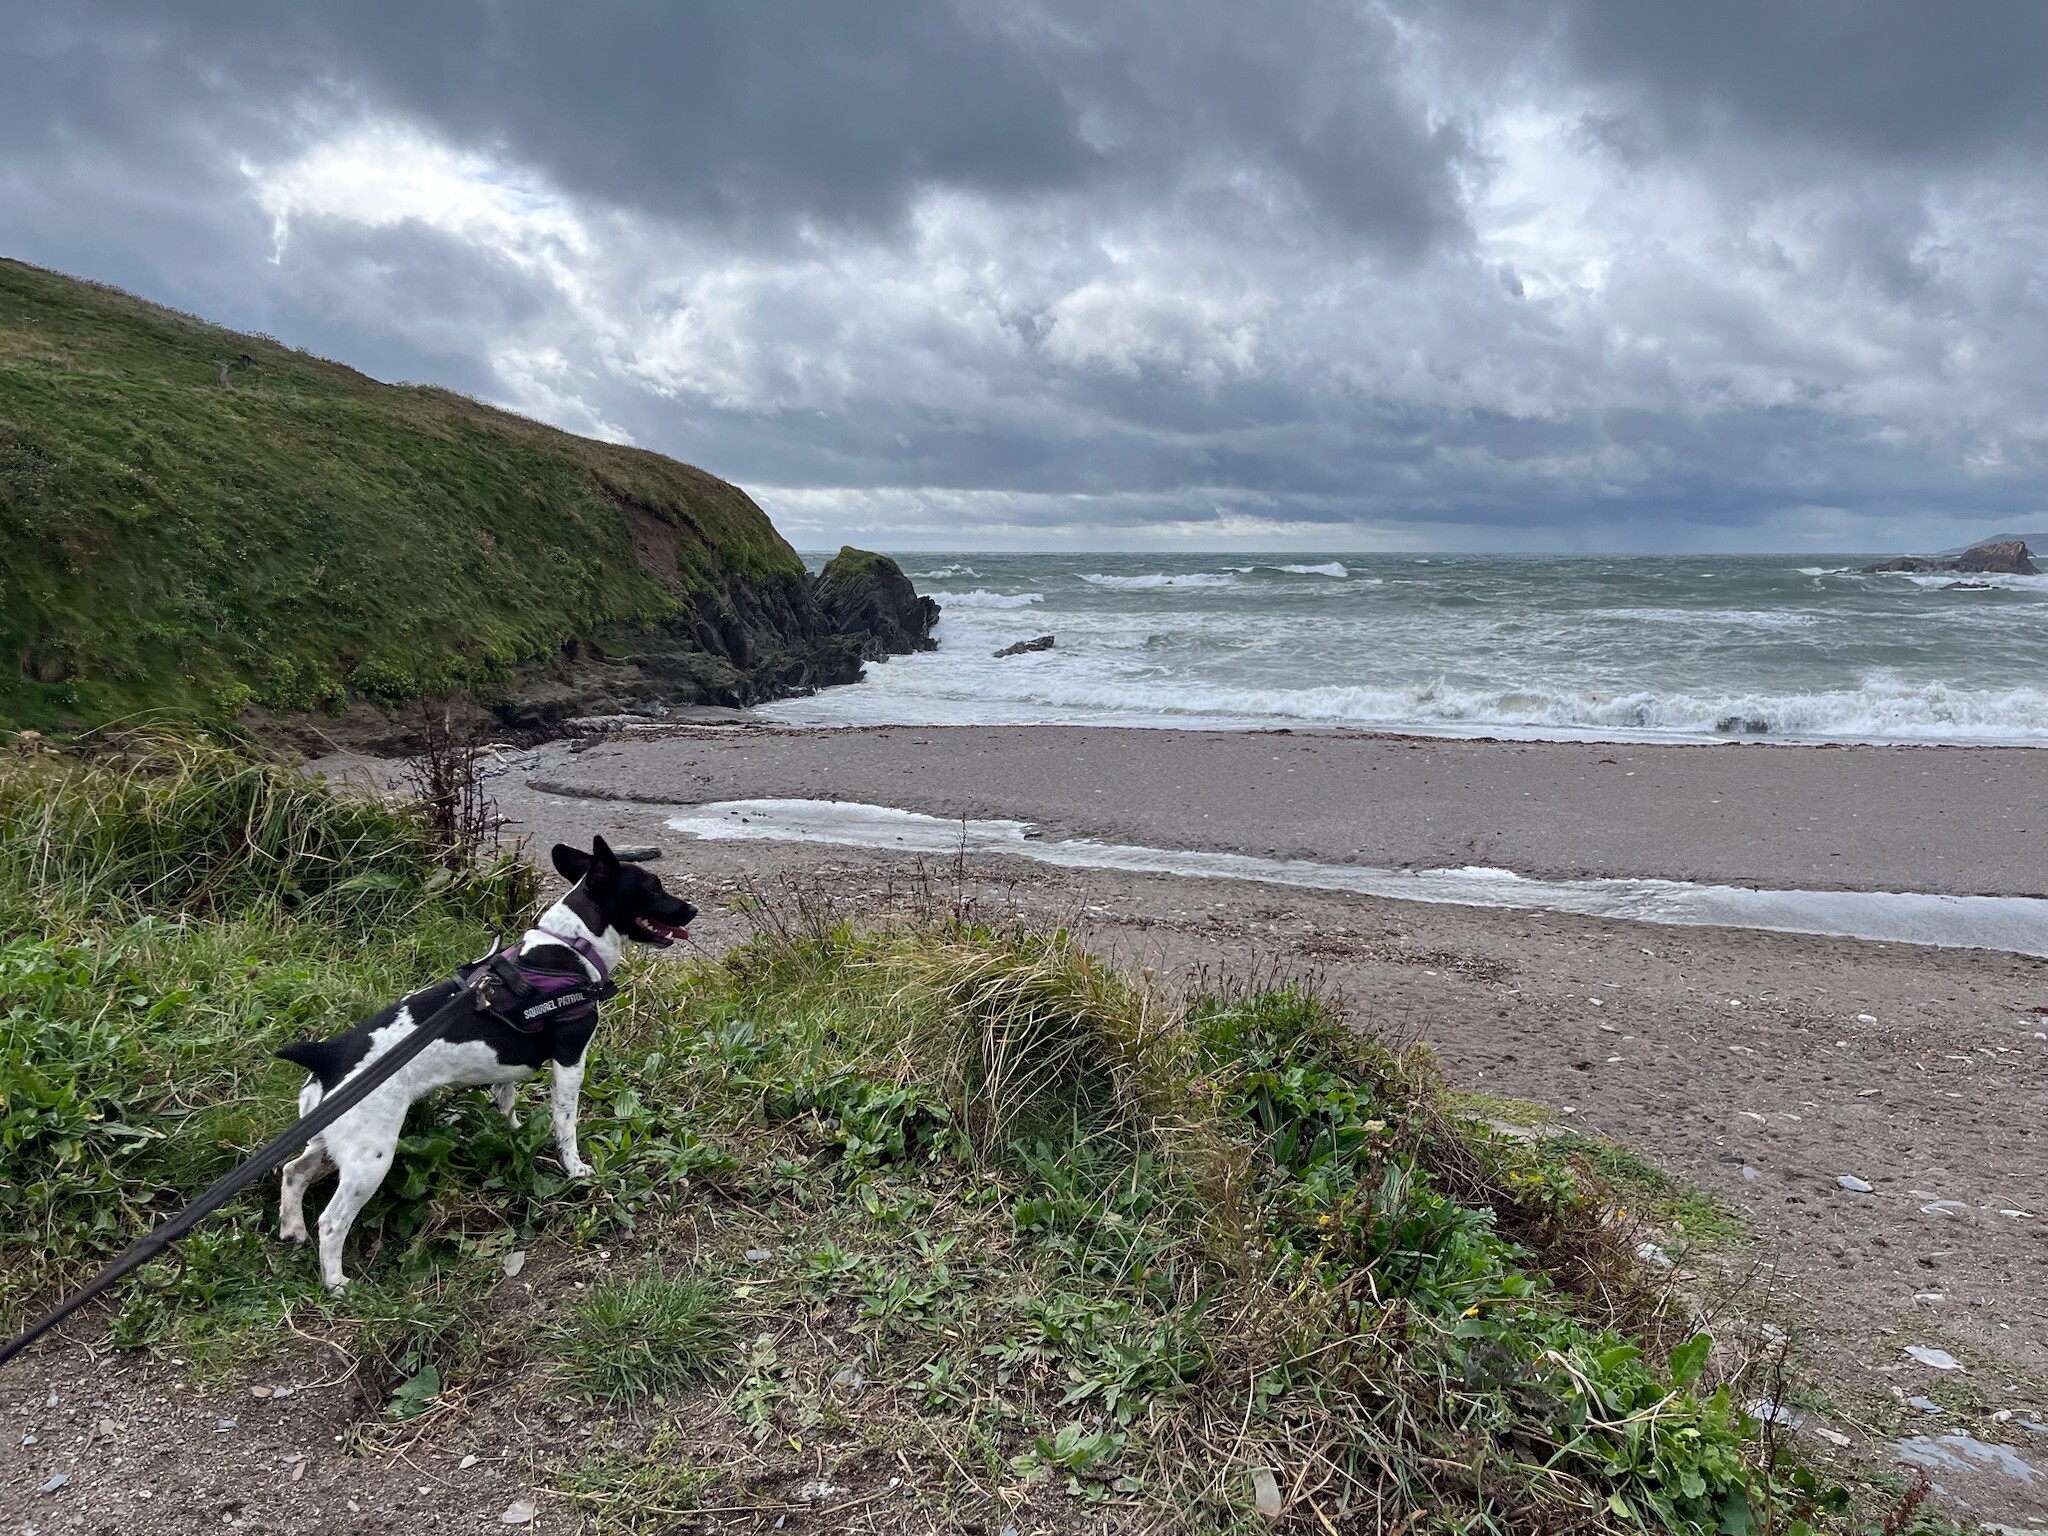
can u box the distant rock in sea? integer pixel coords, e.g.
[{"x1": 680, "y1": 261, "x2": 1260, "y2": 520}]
[
  {"x1": 1861, "y1": 538, "x2": 2039, "y2": 576},
  {"x1": 994, "y1": 634, "x2": 1056, "y2": 658}
]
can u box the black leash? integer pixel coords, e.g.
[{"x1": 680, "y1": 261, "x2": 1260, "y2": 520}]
[{"x1": 0, "y1": 978, "x2": 489, "y2": 1372}]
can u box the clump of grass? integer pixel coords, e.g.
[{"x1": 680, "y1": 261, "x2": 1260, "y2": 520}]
[
  {"x1": 565, "y1": 1270, "x2": 740, "y2": 1403},
  {"x1": 0, "y1": 729, "x2": 534, "y2": 932},
  {"x1": 598, "y1": 919, "x2": 1841, "y2": 1535}
]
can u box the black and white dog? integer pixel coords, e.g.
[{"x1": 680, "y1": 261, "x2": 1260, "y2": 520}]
[{"x1": 275, "y1": 837, "x2": 696, "y2": 1291}]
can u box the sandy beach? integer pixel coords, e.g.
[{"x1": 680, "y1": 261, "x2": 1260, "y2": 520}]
[{"x1": 317, "y1": 721, "x2": 2048, "y2": 1519}]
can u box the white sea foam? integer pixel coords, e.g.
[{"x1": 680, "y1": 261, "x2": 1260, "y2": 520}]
[
  {"x1": 1275, "y1": 562, "x2": 1348, "y2": 578},
  {"x1": 932, "y1": 588, "x2": 1044, "y2": 609},
  {"x1": 770, "y1": 667, "x2": 2048, "y2": 744},
  {"x1": 1890, "y1": 571, "x2": 2048, "y2": 592},
  {"x1": 1598, "y1": 607, "x2": 1821, "y2": 630},
  {"x1": 914, "y1": 563, "x2": 979, "y2": 578},
  {"x1": 1078, "y1": 571, "x2": 1236, "y2": 589},
  {"x1": 668, "y1": 799, "x2": 2048, "y2": 958}
]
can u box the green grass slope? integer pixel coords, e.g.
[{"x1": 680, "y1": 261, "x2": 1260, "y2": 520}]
[
  {"x1": 0, "y1": 740, "x2": 1873, "y2": 1535},
  {"x1": 0, "y1": 258, "x2": 823, "y2": 732}
]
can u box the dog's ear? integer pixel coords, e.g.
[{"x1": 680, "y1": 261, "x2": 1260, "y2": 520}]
[
  {"x1": 552, "y1": 843, "x2": 592, "y2": 882},
  {"x1": 589, "y1": 835, "x2": 621, "y2": 885}
]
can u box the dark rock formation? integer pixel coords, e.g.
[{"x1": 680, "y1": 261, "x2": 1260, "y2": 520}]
[
  {"x1": 994, "y1": 634, "x2": 1056, "y2": 658},
  {"x1": 812, "y1": 547, "x2": 941, "y2": 661},
  {"x1": 1861, "y1": 539, "x2": 2038, "y2": 576}
]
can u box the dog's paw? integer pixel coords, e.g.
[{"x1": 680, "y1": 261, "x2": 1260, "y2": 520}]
[
  {"x1": 324, "y1": 1278, "x2": 349, "y2": 1296},
  {"x1": 280, "y1": 1223, "x2": 308, "y2": 1244},
  {"x1": 561, "y1": 1156, "x2": 595, "y2": 1180}
]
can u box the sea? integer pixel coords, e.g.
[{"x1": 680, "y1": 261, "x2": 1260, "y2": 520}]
[{"x1": 767, "y1": 552, "x2": 2048, "y2": 746}]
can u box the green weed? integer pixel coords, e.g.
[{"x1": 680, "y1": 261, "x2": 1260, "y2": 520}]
[{"x1": 565, "y1": 1270, "x2": 741, "y2": 1403}]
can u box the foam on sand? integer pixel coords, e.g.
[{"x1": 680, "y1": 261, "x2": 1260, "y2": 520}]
[{"x1": 667, "y1": 800, "x2": 2048, "y2": 958}]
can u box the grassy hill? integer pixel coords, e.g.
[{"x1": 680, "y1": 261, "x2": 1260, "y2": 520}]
[{"x1": 0, "y1": 258, "x2": 853, "y2": 734}]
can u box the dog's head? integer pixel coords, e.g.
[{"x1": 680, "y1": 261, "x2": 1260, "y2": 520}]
[{"x1": 551, "y1": 836, "x2": 698, "y2": 948}]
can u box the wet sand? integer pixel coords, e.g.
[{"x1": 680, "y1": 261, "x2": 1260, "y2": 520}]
[{"x1": 517, "y1": 723, "x2": 2048, "y2": 896}]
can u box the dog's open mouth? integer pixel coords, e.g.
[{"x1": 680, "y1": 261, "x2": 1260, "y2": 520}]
[{"x1": 631, "y1": 918, "x2": 692, "y2": 947}]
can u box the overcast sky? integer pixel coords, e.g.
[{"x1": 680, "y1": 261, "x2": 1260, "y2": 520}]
[{"x1": 6, "y1": 2, "x2": 2046, "y2": 552}]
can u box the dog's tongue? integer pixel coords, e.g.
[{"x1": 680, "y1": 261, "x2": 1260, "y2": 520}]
[{"x1": 645, "y1": 920, "x2": 691, "y2": 941}]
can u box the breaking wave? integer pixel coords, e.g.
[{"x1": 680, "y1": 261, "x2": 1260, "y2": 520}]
[
  {"x1": 1597, "y1": 607, "x2": 1821, "y2": 630},
  {"x1": 1274, "y1": 561, "x2": 1348, "y2": 578},
  {"x1": 933, "y1": 588, "x2": 1044, "y2": 609},
  {"x1": 1078, "y1": 571, "x2": 1237, "y2": 589},
  {"x1": 798, "y1": 667, "x2": 2048, "y2": 744}
]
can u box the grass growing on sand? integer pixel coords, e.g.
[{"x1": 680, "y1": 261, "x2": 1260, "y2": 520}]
[{"x1": 1, "y1": 736, "x2": 1857, "y2": 1533}]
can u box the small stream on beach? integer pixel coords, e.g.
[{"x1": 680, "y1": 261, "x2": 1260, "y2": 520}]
[{"x1": 664, "y1": 798, "x2": 2048, "y2": 958}]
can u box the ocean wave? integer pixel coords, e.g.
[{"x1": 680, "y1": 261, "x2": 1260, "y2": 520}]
[
  {"x1": 1078, "y1": 571, "x2": 1237, "y2": 589},
  {"x1": 914, "y1": 563, "x2": 979, "y2": 579},
  {"x1": 1273, "y1": 561, "x2": 1348, "y2": 578},
  {"x1": 846, "y1": 668, "x2": 2048, "y2": 743},
  {"x1": 1890, "y1": 571, "x2": 2048, "y2": 592},
  {"x1": 933, "y1": 588, "x2": 1044, "y2": 609},
  {"x1": 1597, "y1": 607, "x2": 1821, "y2": 630}
]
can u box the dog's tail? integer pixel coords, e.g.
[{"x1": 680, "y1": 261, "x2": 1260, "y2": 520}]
[{"x1": 276, "y1": 1039, "x2": 345, "y2": 1089}]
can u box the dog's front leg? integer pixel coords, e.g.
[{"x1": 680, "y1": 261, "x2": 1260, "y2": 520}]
[
  {"x1": 550, "y1": 1056, "x2": 594, "y2": 1179},
  {"x1": 488, "y1": 1082, "x2": 523, "y2": 1127}
]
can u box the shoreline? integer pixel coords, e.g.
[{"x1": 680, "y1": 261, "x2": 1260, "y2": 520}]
[
  {"x1": 756, "y1": 698, "x2": 2048, "y2": 749},
  {"x1": 495, "y1": 721, "x2": 2048, "y2": 898}
]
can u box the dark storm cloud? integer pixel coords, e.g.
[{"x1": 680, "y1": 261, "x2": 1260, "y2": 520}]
[
  {"x1": 1, "y1": 1, "x2": 2045, "y2": 549},
  {"x1": 1527, "y1": 0, "x2": 2048, "y2": 161}
]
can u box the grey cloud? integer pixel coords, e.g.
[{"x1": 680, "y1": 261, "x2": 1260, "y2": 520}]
[
  {"x1": 1, "y1": 0, "x2": 2045, "y2": 551},
  {"x1": 1545, "y1": 0, "x2": 2048, "y2": 161},
  {"x1": 1431, "y1": 0, "x2": 2048, "y2": 164}
]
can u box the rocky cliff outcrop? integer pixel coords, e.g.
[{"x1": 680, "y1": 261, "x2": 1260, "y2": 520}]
[
  {"x1": 0, "y1": 259, "x2": 943, "y2": 750},
  {"x1": 1861, "y1": 539, "x2": 2039, "y2": 576},
  {"x1": 812, "y1": 547, "x2": 942, "y2": 661}
]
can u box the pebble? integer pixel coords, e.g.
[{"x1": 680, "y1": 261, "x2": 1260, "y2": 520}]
[
  {"x1": 1897, "y1": 1434, "x2": 2042, "y2": 1486},
  {"x1": 1251, "y1": 1467, "x2": 1283, "y2": 1520},
  {"x1": 611, "y1": 845, "x2": 663, "y2": 862},
  {"x1": 502, "y1": 1251, "x2": 527, "y2": 1278},
  {"x1": 1905, "y1": 1345, "x2": 1964, "y2": 1371},
  {"x1": 1741, "y1": 1166, "x2": 1761, "y2": 1181},
  {"x1": 1837, "y1": 1175, "x2": 1874, "y2": 1193},
  {"x1": 745, "y1": 1248, "x2": 773, "y2": 1263},
  {"x1": 1748, "y1": 1400, "x2": 1805, "y2": 1428},
  {"x1": 1920, "y1": 1199, "x2": 1969, "y2": 1217},
  {"x1": 38, "y1": 1474, "x2": 69, "y2": 1494},
  {"x1": 1907, "y1": 1396, "x2": 1944, "y2": 1414},
  {"x1": 1856, "y1": 1014, "x2": 1878, "y2": 1024},
  {"x1": 498, "y1": 1499, "x2": 537, "y2": 1524},
  {"x1": 1813, "y1": 1425, "x2": 1852, "y2": 1447},
  {"x1": 460, "y1": 1455, "x2": 480, "y2": 1469}
]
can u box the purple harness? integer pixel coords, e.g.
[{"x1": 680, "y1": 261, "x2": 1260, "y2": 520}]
[{"x1": 459, "y1": 927, "x2": 617, "y2": 1032}]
